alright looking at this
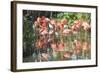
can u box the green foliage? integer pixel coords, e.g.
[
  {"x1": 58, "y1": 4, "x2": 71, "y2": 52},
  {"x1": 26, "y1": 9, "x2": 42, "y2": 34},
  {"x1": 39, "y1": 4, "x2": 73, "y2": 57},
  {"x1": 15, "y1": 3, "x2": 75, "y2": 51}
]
[
  {"x1": 23, "y1": 16, "x2": 36, "y2": 47},
  {"x1": 57, "y1": 12, "x2": 91, "y2": 25}
]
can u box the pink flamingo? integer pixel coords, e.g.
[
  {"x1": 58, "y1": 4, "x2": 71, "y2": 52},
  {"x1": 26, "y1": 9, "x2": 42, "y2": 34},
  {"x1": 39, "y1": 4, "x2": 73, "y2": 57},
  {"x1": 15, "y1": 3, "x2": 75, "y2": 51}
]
[
  {"x1": 61, "y1": 18, "x2": 68, "y2": 25},
  {"x1": 40, "y1": 16, "x2": 49, "y2": 28},
  {"x1": 58, "y1": 18, "x2": 68, "y2": 30},
  {"x1": 36, "y1": 17, "x2": 41, "y2": 23},
  {"x1": 82, "y1": 21, "x2": 91, "y2": 31},
  {"x1": 63, "y1": 51, "x2": 72, "y2": 59},
  {"x1": 51, "y1": 42, "x2": 57, "y2": 52},
  {"x1": 82, "y1": 41, "x2": 89, "y2": 51},
  {"x1": 58, "y1": 41, "x2": 64, "y2": 51},
  {"x1": 50, "y1": 19, "x2": 57, "y2": 25},
  {"x1": 62, "y1": 29, "x2": 71, "y2": 35},
  {"x1": 73, "y1": 39, "x2": 82, "y2": 50},
  {"x1": 39, "y1": 28, "x2": 48, "y2": 35},
  {"x1": 41, "y1": 53, "x2": 49, "y2": 61},
  {"x1": 49, "y1": 30, "x2": 54, "y2": 35},
  {"x1": 71, "y1": 20, "x2": 81, "y2": 31}
]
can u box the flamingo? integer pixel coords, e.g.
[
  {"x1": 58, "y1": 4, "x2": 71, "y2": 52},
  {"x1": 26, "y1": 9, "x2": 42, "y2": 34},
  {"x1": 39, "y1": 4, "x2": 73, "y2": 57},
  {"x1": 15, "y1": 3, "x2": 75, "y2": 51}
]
[
  {"x1": 41, "y1": 53, "x2": 49, "y2": 61},
  {"x1": 40, "y1": 16, "x2": 48, "y2": 27},
  {"x1": 82, "y1": 21, "x2": 91, "y2": 31},
  {"x1": 50, "y1": 19, "x2": 57, "y2": 25},
  {"x1": 51, "y1": 42, "x2": 57, "y2": 51},
  {"x1": 74, "y1": 40, "x2": 82, "y2": 48},
  {"x1": 57, "y1": 20, "x2": 65, "y2": 30},
  {"x1": 58, "y1": 42, "x2": 64, "y2": 51},
  {"x1": 39, "y1": 28, "x2": 48, "y2": 35},
  {"x1": 36, "y1": 17, "x2": 41, "y2": 23},
  {"x1": 63, "y1": 51, "x2": 72, "y2": 59},
  {"x1": 82, "y1": 41, "x2": 89, "y2": 51},
  {"x1": 63, "y1": 29, "x2": 71, "y2": 34},
  {"x1": 35, "y1": 39, "x2": 44, "y2": 49},
  {"x1": 45, "y1": 18, "x2": 50, "y2": 23},
  {"x1": 71, "y1": 20, "x2": 81, "y2": 31},
  {"x1": 49, "y1": 30, "x2": 54, "y2": 35},
  {"x1": 61, "y1": 18, "x2": 68, "y2": 25}
]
